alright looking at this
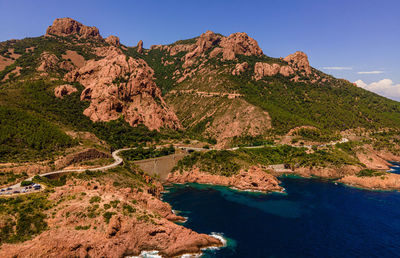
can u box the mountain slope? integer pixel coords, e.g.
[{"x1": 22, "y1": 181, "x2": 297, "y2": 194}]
[{"x1": 1, "y1": 18, "x2": 400, "y2": 152}]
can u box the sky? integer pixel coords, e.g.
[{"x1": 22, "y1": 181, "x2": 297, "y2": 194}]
[{"x1": 0, "y1": 0, "x2": 399, "y2": 100}]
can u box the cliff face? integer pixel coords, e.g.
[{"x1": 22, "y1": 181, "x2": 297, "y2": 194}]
[
  {"x1": 44, "y1": 18, "x2": 182, "y2": 131},
  {"x1": 66, "y1": 46, "x2": 181, "y2": 130}
]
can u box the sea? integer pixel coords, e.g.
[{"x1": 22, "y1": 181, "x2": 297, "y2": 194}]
[{"x1": 162, "y1": 165, "x2": 400, "y2": 257}]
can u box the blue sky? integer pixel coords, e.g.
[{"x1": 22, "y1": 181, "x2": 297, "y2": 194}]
[{"x1": 0, "y1": 0, "x2": 399, "y2": 99}]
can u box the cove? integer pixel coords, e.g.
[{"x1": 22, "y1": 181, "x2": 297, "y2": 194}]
[{"x1": 162, "y1": 177, "x2": 400, "y2": 257}]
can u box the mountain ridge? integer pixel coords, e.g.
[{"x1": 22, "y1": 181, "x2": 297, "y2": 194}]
[{"x1": 1, "y1": 17, "x2": 400, "y2": 150}]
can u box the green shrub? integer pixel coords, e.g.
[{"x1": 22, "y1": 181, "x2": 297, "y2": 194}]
[
  {"x1": 89, "y1": 196, "x2": 101, "y2": 203},
  {"x1": 20, "y1": 180, "x2": 33, "y2": 186},
  {"x1": 103, "y1": 211, "x2": 116, "y2": 223}
]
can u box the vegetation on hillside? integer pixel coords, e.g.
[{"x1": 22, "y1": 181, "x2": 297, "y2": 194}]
[
  {"x1": 174, "y1": 145, "x2": 361, "y2": 176},
  {"x1": 0, "y1": 106, "x2": 76, "y2": 162},
  {"x1": 121, "y1": 145, "x2": 175, "y2": 161}
]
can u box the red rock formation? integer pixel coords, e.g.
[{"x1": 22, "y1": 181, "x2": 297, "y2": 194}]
[
  {"x1": 0, "y1": 179, "x2": 222, "y2": 257},
  {"x1": 37, "y1": 52, "x2": 59, "y2": 72},
  {"x1": 219, "y1": 32, "x2": 263, "y2": 60},
  {"x1": 284, "y1": 51, "x2": 311, "y2": 75},
  {"x1": 253, "y1": 62, "x2": 294, "y2": 80},
  {"x1": 168, "y1": 166, "x2": 283, "y2": 193},
  {"x1": 65, "y1": 46, "x2": 181, "y2": 131},
  {"x1": 232, "y1": 62, "x2": 249, "y2": 75},
  {"x1": 136, "y1": 40, "x2": 143, "y2": 53},
  {"x1": 105, "y1": 35, "x2": 120, "y2": 46},
  {"x1": 46, "y1": 18, "x2": 102, "y2": 39},
  {"x1": 54, "y1": 84, "x2": 78, "y2": 99}
]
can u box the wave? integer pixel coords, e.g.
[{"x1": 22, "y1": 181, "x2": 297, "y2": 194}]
[{"x1": 128, "y1": 250, "x2": 162, "y2": 258}]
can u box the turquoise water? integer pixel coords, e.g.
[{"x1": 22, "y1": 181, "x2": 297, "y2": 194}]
[{"x1": 162, "y1": 176, "x2": 400, "y2": 257}]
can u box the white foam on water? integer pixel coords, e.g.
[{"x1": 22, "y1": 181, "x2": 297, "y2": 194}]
[
  {"x1": 128, "y1": 250, "x2": 162, "y2": 258},
  {"x1": 201, "y1": 232, "x2": 227, "y2": 251}
]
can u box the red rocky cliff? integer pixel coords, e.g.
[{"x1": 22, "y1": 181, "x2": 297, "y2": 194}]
[
  {"x1": 46, "y1": 18, "x2": 102, "y2": 39},
  {"x1": 66, "y1": 46, "x2": 181, "y2": 131}
]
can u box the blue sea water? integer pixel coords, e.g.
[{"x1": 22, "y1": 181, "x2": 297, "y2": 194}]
[{"x1": 162, "y1": 176, "x2": 400, "y2": 257}]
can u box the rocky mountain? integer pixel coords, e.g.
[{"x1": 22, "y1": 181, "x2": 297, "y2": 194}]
[{"x1": 1, "y1": 17, "x2": 400, "y2": 150}]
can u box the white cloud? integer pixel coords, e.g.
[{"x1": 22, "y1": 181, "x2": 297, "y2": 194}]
[
  {"x1": 322, "y1": 67, "x2": 352, "y2": 70},
  {"x1": 355, "y1": 79, "x2": 400, "y2": 101},
  {"x1": 358, "y1": 71, "x2": 384, "y2": 74}
]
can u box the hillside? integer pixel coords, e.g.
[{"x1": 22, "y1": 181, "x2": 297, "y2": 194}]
[
  {"x1": 2, "y1": 17, "x2": 400, "y2": 257},
  {"x1": 1, "y1": 17, "x2": 400, "y2": 155}
]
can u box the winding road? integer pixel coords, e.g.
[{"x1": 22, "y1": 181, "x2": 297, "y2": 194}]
[{"x1": 1, "y1": 138, "x2": 348, "y2": 196}]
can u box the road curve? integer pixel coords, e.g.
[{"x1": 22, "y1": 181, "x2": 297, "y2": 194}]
[
  {"x1": 7, "y1": 148, "x2": 132, "y2": 191},
  {"x1": 2, "y1": 138, "x2": 348, "y2": 195}
]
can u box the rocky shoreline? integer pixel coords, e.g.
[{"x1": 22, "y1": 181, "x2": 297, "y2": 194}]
[
  {"x1": 0, "y1": 178, "x2": 223, "y2": 258},
  {"x1": 167, "y1": 166, "x2": 284, "y2": 193}
]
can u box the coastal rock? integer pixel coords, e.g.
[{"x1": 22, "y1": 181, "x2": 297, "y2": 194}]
[
  {"x1": 46, "y1": 18, "x2": 102, "y2": 39},
  {"x1": 136, "y1": 40, "x2": 143, "y2": 53},
  {"x1": 65, "y1": 46, "x2": 181, "y2": 131},
  {"x1": 167, "y1": 166, "x2": 283, "y2": 193},
  {"x1": 54, "y1": 84, "x2": 77, "y2": 99},
  {"x1": 232, "y1": 62, "x2": 249, "y2": 75},
  {"x1": 105, "y1": 35, "x2": 120, "y2": 47},
  {"x1": 339, "y1": 173, "x2": 400, "y2": 191},
  {"x1": 0, "y1": 178, "x2": 222, "y2": 257}
]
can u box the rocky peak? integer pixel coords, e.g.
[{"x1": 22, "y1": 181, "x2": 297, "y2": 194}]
[
  {"x1": 219, "y1": 32, "x2": 263, "y2": 60},
  {"x1": 196, "y1": 31, "x2": 221, "y2": 51},
  {"x1": 136, "y1": 40, "x2": 143, "y2": 53},
  {"x1": 284, "y1": 51, "x2": 311, "y2": 75},
  {"x1": 46, "y1": 18, "x2": 102, "y2": 39},
  {"x1": 105, "y1": 35, "x2": 120, "y2": 46},
  {"x1": 65, "y1": 46, "x2": 181, "y2": 131}
]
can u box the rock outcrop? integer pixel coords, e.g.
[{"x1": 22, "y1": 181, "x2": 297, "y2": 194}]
[
  {"x1": 253, "y1": 62, "x2": 295, "y2": 80},
  {"x1": 0, "y1": 177, "x2": 222, "y2": 257},
  {"x1": 171, "y1": 31, "x2": 263, "y2": 68},
  {"x1": 167, "y1": 166, "x2": 283, "y2": 193},
  {"x1": 284, "y1": 51, "x2": 311, "y2": 75},
  {"x1": 219, "y1": 32, "x2": 263, "y2": 60},
  {"x1": 105, "y1": 35, "x2": 120, "y2": 47},
  {"x1": 253, "y1": 51, "x2": 313, "y2": 80},
  {"x1": 54, "y1": 148, "x2": 111, "y2": 169},
  {"x1": 46, "y1": 18, "x2": 102, "y2": 39},
  {"x1": 232, "y1": 62, "x2": 249, "y2": 75},
  {"x1": 54, "y1": 84, "x2": 77, "y2": 99},
  {"x1": 37, "y1": 52, "x2": 59, "y2": 72},
  {"x1": 136, "y1": 40, "x2": 143, "y2": 53},
  {"x1": 339, "y1": 173, "x2": 400, "y2": 191},
  {"x1": 65, "y1": 46, "x2": 181, "y2": 131}
]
